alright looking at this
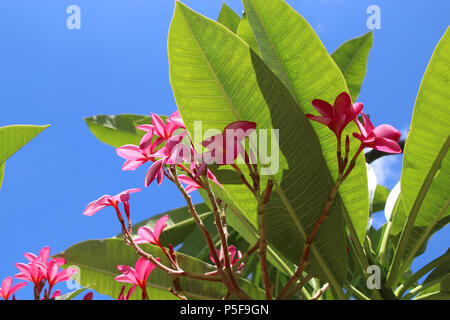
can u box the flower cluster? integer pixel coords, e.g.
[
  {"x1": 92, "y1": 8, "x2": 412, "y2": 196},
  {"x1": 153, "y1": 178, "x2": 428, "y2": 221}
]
[
  {"x1": 306, "y1": 92, "x2": 401, "y2": 155},
  {"x1": 0, "y1": 246, "x2": 93, "y2": 300}
]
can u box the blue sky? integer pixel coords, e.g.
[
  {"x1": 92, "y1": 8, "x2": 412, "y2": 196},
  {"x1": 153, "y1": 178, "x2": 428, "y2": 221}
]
[{"x1": 0, "y1": 0, "x2": 448, "y2": 299}]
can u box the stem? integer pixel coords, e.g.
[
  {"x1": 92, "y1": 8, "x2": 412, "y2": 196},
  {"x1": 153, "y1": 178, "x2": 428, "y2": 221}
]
[
  {"x1": 231, "y1": 164, "x2": 255, "y2": 193},
  {"x1": 232, "y1": 240, "x2": 259, "y2": 272},
  {"x1": 201, "y1": 172, "x2": 251, "y2": 300},
  {"x1": 276, "y1": 176, "x2": 343, "y2": 300},
  {"x1": 310, "y1": 283, "x2": 329, "y2": 300},
  {"x1": 257, "y1": 180, "x2": 274, "y2": 300},
  {"x1": 169, "y1": 167, "x2": 224, "y2": 273}
]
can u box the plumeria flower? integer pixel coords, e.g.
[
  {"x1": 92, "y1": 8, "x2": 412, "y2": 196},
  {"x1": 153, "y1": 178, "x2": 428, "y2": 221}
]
[
  {"x1": 135, "y1": 215, "x2": 169, "y2": 246},
  {"x1": 82, "y1": 188, "x2": 141, "y2": 216},
  {"x1": 116, "y1": 126, "x2": 162, "y2": 171},
  {"x1": 201, "y1": 121, "x2": 256, "y2": 165},
  {"x1": 306, "y1": 92, "x2": 363, "y2": 138},
  {"x1": 144, "y1": 132, "x2": 187, "y2": 187},
  {"x1": 24, "y1": 246, "x2": 65, "y2": 269},
  {"x1": 46, "y1": 260, "x2": 78, "y2": 288},
  {"x1": 117, "y1": 285, "x2": 136, "y2": 300},
  {"x1": 151, "y1": 112, "x2": 183, "y2": 143},
  {"x1": 210, "y1": 245, "x2": 244, "y2": 271},
  {"x1": 115, "y1": 257, "x2": 159, "y2": 299},
  {"x1": 15, "y1": 260, "x2": 47, "y2": 287},
  {"x1": 0, "y1": 277, "x2": 27, "y2": 300},
  {"x1": 353, "y1": 113, "x2": 402, "y2": 154}
]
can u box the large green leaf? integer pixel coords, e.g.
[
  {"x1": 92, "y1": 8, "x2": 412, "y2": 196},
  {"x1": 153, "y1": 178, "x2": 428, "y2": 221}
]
[
  {"x1": 168, "y1": 2, "x2": 348, "y2": 294},
  {"x1": 217, "y1": 2, "x2": 241, "y2": 33},
  {"x1": 56, "y1": 239, "x2": 265, "y2": 300},
  {"x1": 237, "y1": 13, "x2": 260, "y2": 56},
  {"x1": 0, "y1": 124, "x2": 49, "y2": 163},
  {"x1": 242, "y1": 0, "x2": 369, "y2": 244},
  {"x1": 117, "y1": 203, "x2": 213, "y2": 248},
  {"x1": 331, "y1": 31, "x2": 373, "y2": 101},
  {"x1": 84, "y1": 114, "x2": 152, "y2": 148},
  {"x1": 387, "y1": 28, "x2": 450, "y2": 286}
]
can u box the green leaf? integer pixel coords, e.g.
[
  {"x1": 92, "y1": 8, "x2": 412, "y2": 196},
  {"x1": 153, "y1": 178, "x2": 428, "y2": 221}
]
[
  {"x1": 117, "y1": 203, "x2": 213, "y2": 248},
  {"x1": 424, "y1": 249, "x2": 450, "y2": 285},
  {"x1": 84, "y1": 114, "x2": 152, "y2": 148},
  {"x1": 217, "y1": 2, "x2": 241, "y2": 33},
  {"x1": 56, "y1": 238, "x2": 265, "y2": 300},
  {"x1": 331, "y1": 32, "x2": 373, "y2": 101},
  {"x1": 168, "y1": 2, "x2": 348, "y2": 294},
  {"x1": 242, "y1": 0, "x2": 369, "y2": 244},
  {"x1": 0, "y1": 124, "x2": 49, "y2": 163},
  {"x1": 0, "y1": 162, "x2": 4, "y2": 190},
  {"x1": 387, "y1": 28, "x2": 450, "y2": 287},
  {"x1": 373, "y1": 185, "x2": 390, "y2": 213},
  {"x1": 237, "y1": 13, "x2": 260, "y2": 56},
  {"x1": 54, "y1": 287, "x2": 89, "y2": 300}
]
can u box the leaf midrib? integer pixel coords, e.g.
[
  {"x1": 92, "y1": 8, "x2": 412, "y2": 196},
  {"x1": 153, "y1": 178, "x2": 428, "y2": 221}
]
[{"x1": 178, "y1": 4, "x2": 342, "y2": 289}]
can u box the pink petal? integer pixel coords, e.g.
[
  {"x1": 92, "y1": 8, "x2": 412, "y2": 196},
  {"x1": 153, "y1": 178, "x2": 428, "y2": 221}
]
[
  {"x1": 113, "y1": 188, "x2": 142, "y2": 203},
  {"x1": 137, "y1": 226, "x2": 157, "y2": 244},
  {"x1": 46, "y1": 260, "x2": 59, "y2": 284},
  {"x1": 305, "y1": 114, "x2": 332, "y2": 126},
  {"x1": 1, "y1": 277, "x2": 12, "y2": 294},
  {"x1": 151, "y1": 113, "x2": 167, "y2": 139},
  {"x1": 372, "y1": 137, "x2": 402, "y2": 154},
  {"x1": 152, "y1": 215, "x2": 169, "y2": 241},
  {"x1": 136, "y1": 124, "x2": 154, "y2": 132},
  {"x1": 334, "y1": 92, "x2": 352, "y2": 116},
  {"x1": 372, "y1": 124, "x2": 401, "y2": 142},
  {"x1": 38, "y1": 246, "x2": 51, "y2": 263},
  {"x1": 311, "y1": 99, "x2": 333, "y2": 117},
  {"x1": 114, "y1": 274, "x2": 137, "y2": 285},
  {"x1": 122, "y1": 159, "x2": 146, "y2": 171},
  {"x1": 116, "y1": 145, "x2": 144, "y2": 161},
  {"x1": 134, "y1": 257, "x2": 151, "y2": 283},
  {"x1": 361, "y1": 113, "x2": 375, "y2": 134}
]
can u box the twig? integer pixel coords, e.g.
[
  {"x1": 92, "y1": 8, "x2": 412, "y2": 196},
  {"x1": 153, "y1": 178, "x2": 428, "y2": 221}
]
[{"x1": 310, "y1": 283, "x2": 329, "y2": 300}]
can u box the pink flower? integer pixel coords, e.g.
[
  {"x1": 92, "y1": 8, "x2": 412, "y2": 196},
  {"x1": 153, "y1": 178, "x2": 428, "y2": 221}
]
[
  {"x1": 201, "y1": 121, "x2": 256, "y2": 165},
  {"x1": 210, "y1": 245, "x2": 244, "y2": 271},
  {"x1": 306, "y1": 92, "x2": 363, "y2": 138},
  {"x1": 117, "y1": 285, "x2": 136, "y2": 300},
  {"x1": 115, "y1": 257, "x2": 159, "y2": 294},
  {"x1": 15, "y1": 261, "x2": 46, "y2": 287},
  {"x1": 46, "y1": 260, "x2": 78, "y2": 287},
  {"x1": 15, "y1": 246, "x2": 66, "y2": 287},
  {"x1": 152, "y1": 112, "x2": 183, "y2": 142},
  {"x1": 24, "y1": 246, "x2": 65, "y2": 268},
  {"x1": 135, "y1": 215, "x2": 169, "y2": 246},
  {"x1": 82, "y1": 188, "x2": 141, "y2": 216},
  {"x1": 144, "y1": 133, "x2": 187, "y2": 187},
  {"x1": 0, "y1": 277, "x2": 27, "y2": 300},
  {"x1": 353, "y1": 113, "x2": 402, "y2": 154},
  {"x1": 116, "y1": 126, "x2": 162, "y2": 171}
]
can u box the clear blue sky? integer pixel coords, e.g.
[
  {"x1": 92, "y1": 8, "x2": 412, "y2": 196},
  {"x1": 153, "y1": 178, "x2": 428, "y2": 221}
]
[{"x1": 0, "y1": 0, "x2": 448, "y2": 299}]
